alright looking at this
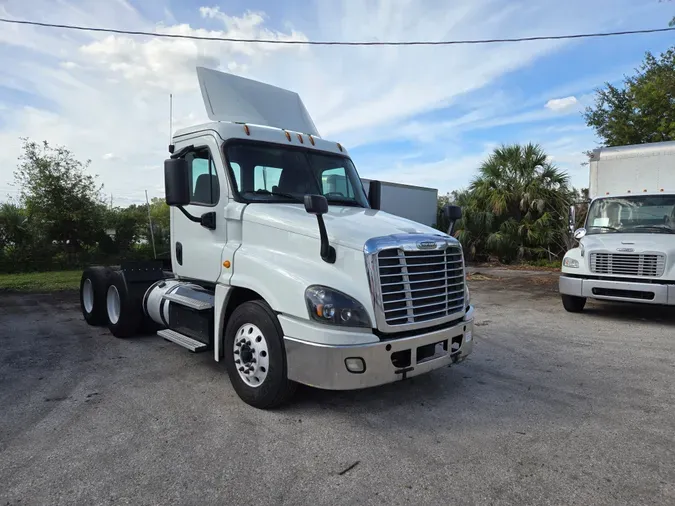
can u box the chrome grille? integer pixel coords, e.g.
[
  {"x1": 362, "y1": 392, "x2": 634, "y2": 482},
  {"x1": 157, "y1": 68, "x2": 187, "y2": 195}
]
[
  {"x1": 377, "y1": 246, "x2": 465, "y2": 326},
  {"x1": 590, "y1": 253, "x2": 665, "y2": 277}
]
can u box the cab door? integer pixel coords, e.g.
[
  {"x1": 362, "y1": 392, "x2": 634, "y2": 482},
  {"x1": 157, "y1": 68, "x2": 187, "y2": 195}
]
[{"x1": 170, "y1": 134, "x2": 227, "y2": 282}]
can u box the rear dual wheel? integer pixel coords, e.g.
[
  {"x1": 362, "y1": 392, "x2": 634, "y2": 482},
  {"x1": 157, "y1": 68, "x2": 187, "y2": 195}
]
[
  {"x1": 106, "y1": 270, "x2": 144, "y2": 338},
  {"x1": 80, "y1": 267, "x2": 116, "y2": 326}
]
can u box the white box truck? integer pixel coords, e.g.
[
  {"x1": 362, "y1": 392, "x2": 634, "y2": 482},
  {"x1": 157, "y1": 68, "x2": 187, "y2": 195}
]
[
  {"x1": 361, "y1": 179, "x2": 439, "y2": 228},
  {"x1": 559, "y1": 140, "x2": 675, "y2": 312},
  {"x1": 78, "y1": 67, "x2": 474, "y2": 409}
]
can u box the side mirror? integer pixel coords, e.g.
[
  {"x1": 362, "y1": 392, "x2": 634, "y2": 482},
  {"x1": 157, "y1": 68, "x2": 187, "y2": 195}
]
[
  {"x1": 164, "y1": 158, "x2": 190, "y2": 206},
  {"x1": 443, "y1": 205, "x2": 462, "y2": 236},
  {"x1": 367, "y1": 180, "x2": 382, "y2": 210},
  {"x1": 304, "y1": 195, "x2": 335, "y2": 264},
  {"x1": 443, "y1": 205, "x2": 462, "y2": 221},
  {"x1": 569, "y1": 205, "x2": 576, "y2": 234},
  {"x1": 573, "y1": 228, "x2": 587, "y2": 240},
  {"x1": 304, "y1": 194, "x2": 328, "y2": 215}
]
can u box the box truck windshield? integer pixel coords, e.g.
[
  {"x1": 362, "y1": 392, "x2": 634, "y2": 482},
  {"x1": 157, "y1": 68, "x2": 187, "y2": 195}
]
[{"x1": 586, "y1": 195, "x2": 675, "y2": 234}]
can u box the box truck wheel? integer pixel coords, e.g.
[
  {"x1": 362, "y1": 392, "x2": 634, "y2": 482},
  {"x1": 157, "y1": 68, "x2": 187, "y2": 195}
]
[
  {"x1": 561, "y1": 294, "x2": 586, "y2": 313},
  {"x1": 80, "y1": 266, "x2": 115, "y2": 326},
  {"x1": 223, "y1": 300, "x2": 297, "y2": 409},
  {"x1": 105, "y1": 270, "x2": 143, "y2": 338}
]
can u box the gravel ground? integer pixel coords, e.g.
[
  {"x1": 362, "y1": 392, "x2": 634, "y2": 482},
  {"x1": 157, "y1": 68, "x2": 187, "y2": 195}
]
[{"x1": 1, "y1": 277, "x2": 674, "y2": 506}]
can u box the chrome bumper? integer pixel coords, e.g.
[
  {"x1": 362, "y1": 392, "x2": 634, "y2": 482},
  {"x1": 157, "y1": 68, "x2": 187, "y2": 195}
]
[
  {"x1": 284, "y1": 306, "x2": 474, "y2": 390},
  {"x1": 559, "y1": 275, "x2": 675, "y2": 305}
]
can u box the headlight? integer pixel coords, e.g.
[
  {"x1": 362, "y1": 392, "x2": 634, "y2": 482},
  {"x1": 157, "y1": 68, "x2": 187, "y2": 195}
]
[
  {"x1": 305, "y1": 286, "x2": 372, "y2": 328},
  {"x1": 563, "y1": 257, "x2": 579, "y2": 268}
]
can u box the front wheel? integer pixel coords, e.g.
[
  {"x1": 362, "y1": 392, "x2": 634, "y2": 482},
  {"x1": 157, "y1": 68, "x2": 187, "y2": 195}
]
[
  {"x1": 561, "y1": 294, "x2": 586, "y2": 313},
  {"x1": 223, "y1": 300, "x2": 296, "y2": 409}
]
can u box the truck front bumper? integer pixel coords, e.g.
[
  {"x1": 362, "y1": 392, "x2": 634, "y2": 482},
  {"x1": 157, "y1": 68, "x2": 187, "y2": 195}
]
[
  {"x1": 559, "y1": 275, "x2": 675, "y2": 305},
  {"x1": 283, "y1": 306, "x2": 474, "y2": 390}
]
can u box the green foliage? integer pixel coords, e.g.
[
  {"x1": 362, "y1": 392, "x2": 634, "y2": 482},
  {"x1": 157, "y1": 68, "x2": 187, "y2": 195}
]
[
  {"x1": 583, "y1": 47, "x2": 675, "y2": 146},
  {"x1": 451, "y1": 143, "x2": 577, "y2": 263},
  {"x1": 14, "y1": 138, "x2": 106, "y2": 250},
  {"x1": 0, "y1": 270, "x2": 82, "y2": 292},
  {"x1": 1, "y1": 138, "x2": 171, "y2": 273}
]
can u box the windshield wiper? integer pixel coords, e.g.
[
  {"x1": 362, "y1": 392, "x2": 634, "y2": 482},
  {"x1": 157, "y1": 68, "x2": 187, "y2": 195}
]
[
  {"x1": 590, "y1": 225, "x2": 619, "y2": 232},
  {"x1": 241, "y1": 189, "x2": 302, "y2": 202},
  {"x1": 628, "y1": 225, "x2": 675, "y2": 234}
]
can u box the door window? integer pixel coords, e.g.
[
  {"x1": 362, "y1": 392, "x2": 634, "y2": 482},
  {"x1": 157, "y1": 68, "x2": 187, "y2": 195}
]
[{"x1": 188, "y1": 148, "x2": 219, "y2": 206}]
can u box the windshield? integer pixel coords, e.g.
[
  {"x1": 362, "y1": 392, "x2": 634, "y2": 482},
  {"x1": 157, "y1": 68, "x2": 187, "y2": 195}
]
[
  {"x1": 586, "y1": 195, "x2": 675, "y2": 234},
  {"x1": 224, "y1": 141, "x2": 370, "y2": 207}
]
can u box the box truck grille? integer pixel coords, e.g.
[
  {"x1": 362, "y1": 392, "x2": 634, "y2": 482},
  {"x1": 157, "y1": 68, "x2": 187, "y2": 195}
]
[
  {"x1": 590, "y1": 253, "x2": 665, "y2": 277},
  {"x1": 377, "y1": 246, "x2": 465, "y2": 326}
]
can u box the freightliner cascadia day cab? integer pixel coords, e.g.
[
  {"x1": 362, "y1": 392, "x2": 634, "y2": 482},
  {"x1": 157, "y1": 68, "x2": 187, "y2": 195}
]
[
  {"x1": 79, "y1": 67, "x2": 474, "y2": 409},
  {"x1": 560, "y1": 140, "x2": 675, "y2": 312}
]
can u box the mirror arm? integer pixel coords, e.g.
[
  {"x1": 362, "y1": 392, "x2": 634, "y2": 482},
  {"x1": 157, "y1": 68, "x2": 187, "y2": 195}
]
[
  {"x1": 177, "y1": 205, "x2": 201, "y2": 223},
  {"x1": 316, "y1": 215, "x2": 336, "y2": 264}
]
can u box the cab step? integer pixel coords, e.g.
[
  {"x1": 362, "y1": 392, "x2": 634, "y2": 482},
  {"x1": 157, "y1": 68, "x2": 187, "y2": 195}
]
[
  {"x1": 162, "y1": 292, "x2": 213, "y2": 311},
  {"x1": 158, "y1": 329, "x2": 208, "y2": 352}
]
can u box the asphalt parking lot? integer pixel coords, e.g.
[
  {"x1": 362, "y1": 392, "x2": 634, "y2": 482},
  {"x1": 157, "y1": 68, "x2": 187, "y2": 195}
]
[{"x1": 1, "y1": 274, "x2": 674, "y2": 506}]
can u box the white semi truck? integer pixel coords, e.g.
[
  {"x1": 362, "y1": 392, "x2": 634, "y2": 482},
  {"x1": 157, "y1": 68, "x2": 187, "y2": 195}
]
[
  {"x1": 560, "y1": 140, "x2": 675, "y2": 312},
  {"x1": 79, "y1": 67, "x2": 474, "y2": 409}
]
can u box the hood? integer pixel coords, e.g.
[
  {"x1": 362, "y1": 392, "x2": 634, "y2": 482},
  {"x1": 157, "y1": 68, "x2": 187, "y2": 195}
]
[
  {"x1": 243, "y1": 203, "x2": 450, "y2": 250},
  {"x1": 581, "y1": 233, "x2": 675, "y2": 255}
]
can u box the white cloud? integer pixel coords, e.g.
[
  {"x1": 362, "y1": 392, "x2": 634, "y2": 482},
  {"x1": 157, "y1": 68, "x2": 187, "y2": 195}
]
[
  {"x1": 0, "y1": 0, "x2": 655, "y2": 203},
  {"x1": 102, "y1": 153, "x2": 120, "y2": 161},
  {"x1": 545, "y1": 96, "x2": 579, "y2": 112}
]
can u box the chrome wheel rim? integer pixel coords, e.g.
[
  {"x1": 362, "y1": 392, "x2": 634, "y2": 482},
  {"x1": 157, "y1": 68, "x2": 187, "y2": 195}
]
[
  {"x1": 83, "y1": 278, "x2": 94, "y2": 313},
  {"x1": 107, "y1": 285, "x2": 121, "y2": 325},
  {"x1": 233, "y1": 323, "x2": 269, "y2": 388}
]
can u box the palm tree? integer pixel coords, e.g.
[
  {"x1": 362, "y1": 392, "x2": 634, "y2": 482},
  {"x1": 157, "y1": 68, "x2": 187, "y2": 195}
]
[{"x1": 466, "y1": 143, "x2": 571, "y2": 262}]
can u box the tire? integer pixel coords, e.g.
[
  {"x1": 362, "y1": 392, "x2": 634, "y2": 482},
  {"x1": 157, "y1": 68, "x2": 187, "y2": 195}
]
[
  {"x1": 223, "y1": 300, "x2": 297, "y2": 409},
  {"x1": 106, "y1": 270, "x2": 143, "y2": 338},
  {"x1": 562, "y1": 294, "x2": 586, "y2": 313},
  {"x1": 80, "y1": 266, "x2": 114, "y2": 326}
]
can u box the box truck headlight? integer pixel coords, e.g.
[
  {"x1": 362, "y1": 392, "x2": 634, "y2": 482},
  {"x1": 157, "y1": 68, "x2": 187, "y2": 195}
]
[
  {"x1": 305, "y1": 286, "x2": 371, "y2": 328},
  {"x1": 563, "y1": 257, "x2": 579, "y2": 268}
]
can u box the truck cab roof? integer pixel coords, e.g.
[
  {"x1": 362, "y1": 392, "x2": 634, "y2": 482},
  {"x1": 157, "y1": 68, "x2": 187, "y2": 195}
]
[{"x1": 172, "y1": 121, "x2": 349, "y2": 157}]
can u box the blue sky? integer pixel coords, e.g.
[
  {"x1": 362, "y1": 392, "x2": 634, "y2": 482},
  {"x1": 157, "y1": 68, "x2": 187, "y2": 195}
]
[{"x1": 0, "y1": 0, "x2": 673, "y2": 205}]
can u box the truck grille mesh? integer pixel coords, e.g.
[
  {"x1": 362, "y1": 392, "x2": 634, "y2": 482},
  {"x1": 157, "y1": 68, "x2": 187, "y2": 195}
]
[
  {"x1": 377, "y1": 246, "x2": 465, "y2": 326},
  {"x1": 590, "y1": 253, "x2": 665, "y2": 277}
]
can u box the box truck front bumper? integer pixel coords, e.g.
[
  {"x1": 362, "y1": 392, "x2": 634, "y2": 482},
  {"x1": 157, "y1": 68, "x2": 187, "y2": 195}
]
[
  {"x1": 283, "y1": 306, "x2": 474, "y2": 390},
  {"x1": 560, "y1": 275, "x2": 675, "y2": 305}
]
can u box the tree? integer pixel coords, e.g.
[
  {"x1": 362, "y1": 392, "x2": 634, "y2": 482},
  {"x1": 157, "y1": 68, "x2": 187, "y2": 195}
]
[
  {"x1": 456, "y1": 143, "x2": 572, "y2": 262},
  {"x1": 583, "y1": 47, "x2": 675, "y2": 146},
  {"x1": 13, "y1": 139, "x2": 105, "y2": 252}
]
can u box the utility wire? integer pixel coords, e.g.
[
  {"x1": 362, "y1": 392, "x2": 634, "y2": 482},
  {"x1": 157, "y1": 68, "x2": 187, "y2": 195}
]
[{"x1": 0, "y1": 17, "x2": 674, "y2": 46}]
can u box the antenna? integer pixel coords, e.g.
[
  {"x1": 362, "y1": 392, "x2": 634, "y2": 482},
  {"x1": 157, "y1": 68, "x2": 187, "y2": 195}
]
[{"x1": 168, "y1": 93, "x2": 174, "y2": 154}]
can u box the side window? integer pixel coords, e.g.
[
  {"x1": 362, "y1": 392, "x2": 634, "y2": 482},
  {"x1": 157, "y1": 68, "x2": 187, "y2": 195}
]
[
  {"x1": 254, "y1": 166, "x2": 283, "y2": 191},
  {"x1": 188, "y1": 148, "x2": 219, "y2": 206},
  {"x1": 321, "y1": 167, "x2": 354, "y2": 198}
]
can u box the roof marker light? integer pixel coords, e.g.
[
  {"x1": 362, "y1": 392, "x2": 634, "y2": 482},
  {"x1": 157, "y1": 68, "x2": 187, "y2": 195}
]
[
  {"x1": 285, "y1": 131, "x2": 291, "y2": 141},
  {"x1": 243, "y1": 124, "x2": 250, "y2": 136},
  {"x1": 297, "y1": 133, "x2": 304, "y2": 144},
  {"x1": 337, "y1": 143, "x2": 343, "y2": 152},
  {"x1": 309, "y1": 135, "x2": 315, "y2": 146}
]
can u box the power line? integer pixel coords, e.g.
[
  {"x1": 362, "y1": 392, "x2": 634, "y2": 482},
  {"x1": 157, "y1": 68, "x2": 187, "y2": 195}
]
[{"x1": 1, "y1": 17, "x2": 674, "y2": 46}]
